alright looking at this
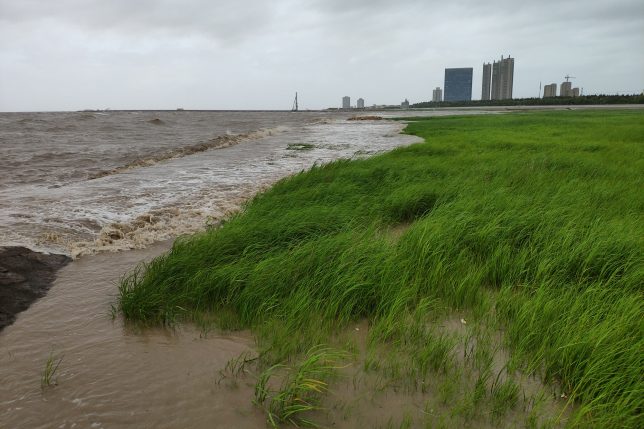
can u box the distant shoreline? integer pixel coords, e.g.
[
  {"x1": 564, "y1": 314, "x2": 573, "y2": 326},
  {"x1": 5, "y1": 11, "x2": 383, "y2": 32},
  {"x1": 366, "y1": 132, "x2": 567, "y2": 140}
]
[{"x1": 1, "y1": 103, "x2": 643, "y2": 114}]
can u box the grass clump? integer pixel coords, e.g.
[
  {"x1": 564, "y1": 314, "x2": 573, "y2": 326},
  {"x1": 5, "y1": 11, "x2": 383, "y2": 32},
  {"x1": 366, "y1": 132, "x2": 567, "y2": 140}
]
[
  {"x1": 253, "y1": 346, "x2": 347, "y2": 428},
  {"x1": 491, "y1": 377, "x2": 520, "y2": 417},
  {"x1": 41, "y1": 351, "x2": 63, "y2": 389},
  {"x1": 118, "y1": 110, "x2": 644, "y2": 427}
]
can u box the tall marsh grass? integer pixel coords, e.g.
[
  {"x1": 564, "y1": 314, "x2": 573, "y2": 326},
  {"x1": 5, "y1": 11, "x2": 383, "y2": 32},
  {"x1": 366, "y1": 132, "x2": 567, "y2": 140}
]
[{"x1": 119, "y1": 110, "x2": 644, "y2": 427}]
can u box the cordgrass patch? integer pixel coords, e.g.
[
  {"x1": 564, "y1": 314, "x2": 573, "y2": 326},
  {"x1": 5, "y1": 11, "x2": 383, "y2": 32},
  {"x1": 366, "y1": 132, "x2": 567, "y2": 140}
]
[{"x1": 118, "y1": 110, "x2": 644, "y2": 427}]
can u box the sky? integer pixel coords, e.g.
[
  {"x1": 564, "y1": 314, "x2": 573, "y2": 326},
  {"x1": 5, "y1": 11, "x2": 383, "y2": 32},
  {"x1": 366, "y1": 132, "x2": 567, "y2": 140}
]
[{"x1": 1, "y1": 0, "x2": 643, "y2": 111}]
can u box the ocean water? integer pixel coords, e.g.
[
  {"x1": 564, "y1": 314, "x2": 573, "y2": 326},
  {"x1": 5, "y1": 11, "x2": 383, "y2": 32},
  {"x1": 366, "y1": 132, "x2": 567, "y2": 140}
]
[{"x1": 0, "y1": 110, "x2": 423, "y2": 258}]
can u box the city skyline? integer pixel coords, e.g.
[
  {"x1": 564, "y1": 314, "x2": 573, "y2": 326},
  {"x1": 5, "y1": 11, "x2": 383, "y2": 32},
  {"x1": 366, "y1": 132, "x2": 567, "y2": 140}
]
[{"x1": 0, "y1": 0, "x2": 642, "y2": 111}]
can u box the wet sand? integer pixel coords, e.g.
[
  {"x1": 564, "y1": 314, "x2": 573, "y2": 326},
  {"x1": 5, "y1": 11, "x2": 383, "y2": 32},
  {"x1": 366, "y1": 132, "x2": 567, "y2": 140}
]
[{"x1": 0, "y1": 242, "x2": 265, "y2": 429}]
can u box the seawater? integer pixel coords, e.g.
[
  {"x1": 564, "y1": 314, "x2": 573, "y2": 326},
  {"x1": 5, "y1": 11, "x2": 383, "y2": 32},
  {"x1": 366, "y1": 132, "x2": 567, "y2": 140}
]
[{"x1": 0, "y1": 110, "x2": 424, "y2": 258}]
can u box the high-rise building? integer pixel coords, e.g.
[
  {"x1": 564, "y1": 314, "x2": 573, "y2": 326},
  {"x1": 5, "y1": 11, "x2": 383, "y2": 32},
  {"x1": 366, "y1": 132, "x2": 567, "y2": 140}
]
[
  {"x1": 432, "y1": 87, "x2": 443, "y2": 102},
  {"x1": 357, "y1": 98, "x2": 365, "y2": 108},
  {"x1": 342, "y1": 96, "x2": 351, "y2": 109},
  {"x1": 401, "y1": 99, "x2": 410, "y2": 109},
  {"x1": 560, "y1": 82, "x2": 572, "y2": 97},
  {"x1": 500, "y1": 57, "x2": 514, "y2": 99},
  {"x1": 491, "y1": 61, "x2": 501, "y2": 99},
  {"x1": 444, "y1": 68, "x2": 473, "y2": 102},
  {"x1": 572, "y1": 88, "x2": 580, "y2": 97},
  {"x1": 481, "y1": 63, "x2": 492, "y2": 100},
  {"x1": 543, "y1": 83, "x2": 557, "y2": 97},
  {"x1": 490, "y1": 56, "x2": 514, "y2": 100}
]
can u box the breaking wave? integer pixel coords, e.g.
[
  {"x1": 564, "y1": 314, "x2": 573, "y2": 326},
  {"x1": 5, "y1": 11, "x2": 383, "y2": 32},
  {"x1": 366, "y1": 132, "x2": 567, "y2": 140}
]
[
  {"x1": 66, "y1": 184, "x2": 275, "y2": 259},
  {"x1": 88, "y1": 126, "x2": 289, "y2": 180}
]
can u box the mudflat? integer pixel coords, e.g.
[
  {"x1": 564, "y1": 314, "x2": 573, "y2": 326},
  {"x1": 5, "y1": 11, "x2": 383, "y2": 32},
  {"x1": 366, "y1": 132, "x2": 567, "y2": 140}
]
[{"x1": 0, "y1": 246, "x2": 70, "y2": 330}]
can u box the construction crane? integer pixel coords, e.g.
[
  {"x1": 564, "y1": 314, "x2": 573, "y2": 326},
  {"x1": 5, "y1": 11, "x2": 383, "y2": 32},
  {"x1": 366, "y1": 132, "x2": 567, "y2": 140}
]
[{"x1": 564, "y1": 75, "x2": 576, "y2": 82}]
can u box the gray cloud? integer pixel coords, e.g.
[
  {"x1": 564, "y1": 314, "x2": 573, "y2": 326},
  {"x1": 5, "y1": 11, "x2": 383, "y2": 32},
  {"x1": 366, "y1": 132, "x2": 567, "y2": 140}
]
[
  {"x1": 0, "y1": 0, "x2": 642, "y2": 111},
  {"x1": 0, "y1": 0, "x2": 275, "y2": 42}
]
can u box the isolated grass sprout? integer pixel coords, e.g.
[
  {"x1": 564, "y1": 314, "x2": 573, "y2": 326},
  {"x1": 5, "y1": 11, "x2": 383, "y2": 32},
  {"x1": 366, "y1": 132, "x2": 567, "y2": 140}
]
[{"x1": 41, "y1": 351, "x2": 63, "y2": 389}]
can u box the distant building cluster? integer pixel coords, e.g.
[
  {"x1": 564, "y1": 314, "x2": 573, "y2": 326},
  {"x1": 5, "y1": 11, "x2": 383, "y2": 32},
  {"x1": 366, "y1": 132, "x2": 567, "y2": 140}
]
[
  {"x1": 543, "y1": 83, "x2": 557, "y2": 97},
  {"x1": 341, "y1": 96, "x2": 367, "y2": 109},
  {"x1": 542, "y1": 78, "x2": 582, "y2": 98},
  {"x1": 331, "y1": 54, "x2": 594, "y2": 108},
  {"x1": 435, "y1": 55, "x2": 514, "y2": 103},
  {"x1": 339, "y1": 95, "x2": 409, "y2": 110}
]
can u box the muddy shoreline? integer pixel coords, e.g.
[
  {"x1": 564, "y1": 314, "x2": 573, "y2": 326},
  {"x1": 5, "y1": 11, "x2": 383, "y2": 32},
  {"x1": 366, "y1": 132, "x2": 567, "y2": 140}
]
[
  {"x1": 0, "y1": 246, "x2": 71, "y2": 331},
  {"x1": 0, "y1": 241, "x2": 264, "y2": 428}
]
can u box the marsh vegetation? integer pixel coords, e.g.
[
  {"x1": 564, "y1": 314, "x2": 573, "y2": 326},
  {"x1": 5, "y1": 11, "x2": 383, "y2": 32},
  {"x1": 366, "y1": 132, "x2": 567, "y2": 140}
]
[{"x1": 118, "y1": 110, "x2": 643, "y2": 427}]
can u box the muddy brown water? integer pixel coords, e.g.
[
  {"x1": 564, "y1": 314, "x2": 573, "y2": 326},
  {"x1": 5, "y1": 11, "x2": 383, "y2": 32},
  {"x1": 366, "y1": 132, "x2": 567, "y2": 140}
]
[{"x1": 0, "y1": 242, "x2": 266, "y2": 429}]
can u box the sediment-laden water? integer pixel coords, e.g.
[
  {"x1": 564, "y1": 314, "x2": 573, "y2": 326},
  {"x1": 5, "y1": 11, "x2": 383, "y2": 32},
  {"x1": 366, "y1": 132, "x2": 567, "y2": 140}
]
[{"x1": 0, "y1": 242, "x2": 267, "y2": 429}]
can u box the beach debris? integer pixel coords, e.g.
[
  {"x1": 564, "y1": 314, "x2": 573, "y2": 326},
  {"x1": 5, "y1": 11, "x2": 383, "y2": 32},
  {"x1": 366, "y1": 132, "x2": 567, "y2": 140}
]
[
  {"x1": 286, "y1": 143, "x2": 315, "y2": 151},
  {"x1": 347, "y1": 115, "x2": 383, "y2": 121}
]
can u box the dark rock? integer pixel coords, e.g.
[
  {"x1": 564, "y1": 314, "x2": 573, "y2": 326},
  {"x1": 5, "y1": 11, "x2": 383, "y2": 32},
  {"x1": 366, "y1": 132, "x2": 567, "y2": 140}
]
[{"x1": 0, "y1": 247, "x2": 71, "y2": 331}]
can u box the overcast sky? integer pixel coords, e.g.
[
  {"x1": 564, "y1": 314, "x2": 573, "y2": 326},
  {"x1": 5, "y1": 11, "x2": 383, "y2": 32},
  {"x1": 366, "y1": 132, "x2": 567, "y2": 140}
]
[{"x1": 1, "y1": 0, "x2": 642, "y2": 111}]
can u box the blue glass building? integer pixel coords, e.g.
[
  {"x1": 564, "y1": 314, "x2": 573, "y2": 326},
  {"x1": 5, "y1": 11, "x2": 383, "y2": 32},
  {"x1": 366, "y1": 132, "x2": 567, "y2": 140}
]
[{"x1": 444, "y1": 68, "x2": 473, "y2": 102}]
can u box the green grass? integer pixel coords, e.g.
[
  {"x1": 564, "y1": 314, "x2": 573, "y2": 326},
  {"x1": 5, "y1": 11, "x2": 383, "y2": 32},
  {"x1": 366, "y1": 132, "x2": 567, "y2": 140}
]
[
  {"x1": 41, "y1": 351, "x2": 63, "y2": 389},
  {"x1": 118, "y1": 110, "x2": 644, "y2": 427},
  {"x1": 254, "y1": 346, "x2": 347, "y2": 427}
]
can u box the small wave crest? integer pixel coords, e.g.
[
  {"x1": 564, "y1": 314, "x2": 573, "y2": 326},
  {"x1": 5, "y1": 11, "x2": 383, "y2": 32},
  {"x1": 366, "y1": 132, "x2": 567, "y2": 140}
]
[
  {"x1": 67, "y1": 195, "x2": 260, "y2": 259},
  {"x1": 16, "y1": 118, "x2": 47, "y2": 124},
  {"x1": 88, "y1": 126, "x2": 288, "y2": 180},
  {"x1": 29, "y1": 185, "x2": 272, "y2": 259},
  {"x1": 45, "y1": 125, "x2": 78, "y2": 132}
]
